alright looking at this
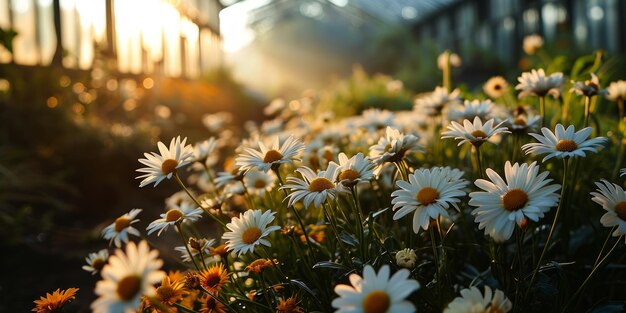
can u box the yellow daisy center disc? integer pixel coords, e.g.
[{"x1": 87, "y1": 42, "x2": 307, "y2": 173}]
[
  {"x1": 117, "y1": 275, "x2": 141, "y2": 301},
  {"x1": 263, "y1": 149, "x2": 283, "y2": 163},
  {"x1": 502, "y1": 188, "x2": 529, "y2": 211},
  {"x1": 156, "y1": 285, "x2": 177, "y2": 302},
  {"x1": 165, "y1": 209, "x2": 184, "y2": 222},
  {"x1": 615, "y1": 201, "x2": 626, "y2": 220},
  {"x1": 513, "y1": 117, "x2": 527, "y2": 126},
  {"x1": 339, "y1": 169, "x2": 360, "y2": 182},
  {"x1": 242, "y1": 227, "x2": 262, "y2": 244},
  {"x1": 161, "y1": 159, "x2": 179, "y2": 175},
  {"x1": 471, "y1": 129, "x2": 488, "y2": 138},
  {"x1": 555, "y1": 139, "x2": 578, "y2": 152},
  {"x1": 362, "y1": 290, "x2": 391, "y2": 313},
  {"x1": 254, "y1": 179, "x2": 267, "y2": 188},
  {"x1": 308, "y1": 177, "x2": 335, "y2": 192},
  {"x1": 417, "y1": 187, "x2": 439, "y2": 205},
  {"x1": 114, "y1": 216, "x2": 131, "y2": 232},
  {"x1": 92, "y1": 258, "x2": 105, "y2": 271}
]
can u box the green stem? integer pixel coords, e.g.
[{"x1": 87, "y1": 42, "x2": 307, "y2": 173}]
[
  {"x1": 175, "y1": 223, "x2": 200, "y2": 271},
  {"x1": 561, "y1": 236, "x2": 623, "y2": 313},
  {"x1": 351, "y1": 186, "x2": 366, "y2": 261},
  {"x1": 429, "y1": 225, "x2": 441, "y2": 301},
  {"x1": 593, "y1": 227, "x2": 617, "y2": 268},
  {"x1": 540, "y1": 96, "x2": 547, "y2": 128},
  {"x1": 583, "y1": 96, "x2": 591, "y2": 128},
  {"x1": 324, "y1": 201, "x2": 352, "y2": 265},
  {"x1": 259, "y1": 273, "x2": 275, "y2": 311},
  {"x1": 474, "y1": 146, "x2": 485, "y2": 179},
  {"x1": 174, "y1": 172, "x2": 226, "y2": 228},
  {"x1": 199, "y1": 288, "x2": 237, "y2": 313},
  {"x1": 527, "y1": 158, "x2": 569, "y2": 295}
]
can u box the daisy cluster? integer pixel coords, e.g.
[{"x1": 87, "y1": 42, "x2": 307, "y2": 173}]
[{"x1": 40, "y1": 38, "x2": 626, "y2": 313}]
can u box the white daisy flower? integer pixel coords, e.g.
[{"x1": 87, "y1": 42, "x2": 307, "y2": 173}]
[
  {"x1": 469, "y1": 161, "x2": 561, "y2": 242},
  {"x1": 335, "y1": 152, "x2": 375, "y2": 187},
  {"x1": 332, "y1": 264, "x2": 420, "y2": 313},
  {"x1": 221, "y1": 209, "x2": 281, "y2": 256},
  {"x1": 448, "y1": 99, "x2": 496, "y2": 122},
  {"x1": 282, "y1": 163, "x2": 349, "y2": 208},
  {"x1": 136, "y1": 136, "x2": 194, "y2": 187},
  {"x1": 102, "y1": 209, "x2": 142, "y2": 248},
  {"x1": 438, "y1": 51, "x2": 462, "y2": 69},
  {"x1": 507, "y1": 114, "x2": 541, "y2": 133},
  {"x1": 521, "y1": 124, "x2": 607, "y2": 161},
  {"x1": 570, "y1": 73, "x2": 608, "y2": 97},
  {"x1": 395, "y1": 248, "x2": 418, "y2": 269},
  {"x1": 621, "y1": 168, "x2": 626, "y2": 177},
  {"x1": 523, "y1": 34, "x2": 544, "y2": 55},
  {"x1": 441, "y1": 116, "x2": 510, "y2": 147},
  {"x1": 590, "y1": 180, "x2": 626, "y2": 242},
  {"x1": 174, "y1": 238, "x2": 216, "y2": 263},
  {"x1": 414, "y1": 86, "x2": 461, "y2": 117},
  {"x1": 243, "y1": 168, "x2": 277, "y2": 195},
  {"x1": 391, "y1": 167, "x2": 469, "y2": 233},
  {"x1": 236, "y1": 135, "x2": 305, "y2": 172},
  {"x1": 146, "y1": 202, "x2": 203, "y2": 236},
  {"x1": 83, "y1": 249, "x2": 109, "y2": 275},
  {"x1": 444, "y1": 286, "x2": 513, "y2": 313},
  {"x1": 91, "y1": 241, "x2": 165, "y2": 313},
  {"x1": 164, "y1": 190, "x2": 194, "y2": 210},
  {"x1": 483, "y1": 76, "x2": 509, "y2": 99},
  {"x1": 202, "y1": 112, "x2": 233, "y2": 133},
  {"x1": 193, "y1": 137, "x2": 219, "y2": 165},
  {"x1": 264, "y1": 98, "x2": 286, "y2": 116},
  {"x1": 606, "y1": 80, "x2": 626, "y2": 102},
  {"x1": 369, "y1": 127, "x2": 422, "y2": 165},
  {"x1": 359, "y1": 108, "x2": 396, "y2": 131},
  {"x1": 515, "y1": 69, "x2": 564, "y2": 99},
  {"x1": 214, "y1": 167, "x2": 245, "y2": 189}
]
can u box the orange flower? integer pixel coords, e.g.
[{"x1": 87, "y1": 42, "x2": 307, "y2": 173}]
[
  {"x1": 297, "y1": 224, "x2": 326, "y2": 243},
  {"x1": 199, "y1": 294, "x2": 226, "y2": 313},
  {"x1": 245, "y1": 258, "x2": 277, "y2": 273},
  {"x1": 276, "y1": 296, "x2": 304, "y2": 313},
  {"x1": 155, "y1": 276, "x2": 187, "y2": 305},
  {"x1": 167, "y1": 270, "x2": 186, "y2": 284},
  {"x1": 209, "y1": 244, "x2": 229, "y2": 257},
  {"x1": 199, "y1": 263, "x2": 229, "y2": 294},
  {"x1": 32, "y1": 288, "x2": 79, "y2": 313}
]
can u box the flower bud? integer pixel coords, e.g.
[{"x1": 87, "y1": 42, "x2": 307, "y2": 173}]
[{"x1": 395, "y1": 248, "x2": 417, "y2": 269}]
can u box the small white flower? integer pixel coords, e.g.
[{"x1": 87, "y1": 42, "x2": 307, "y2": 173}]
[
  {"x1": 515, "y1": 69, "x2": 564, "y2": 99},
  {"x1": 332, "y1": 265, "x2": 420, "y2": 313},
  {"x1": 395, "y1": 248, "x2": 417, "y2": 269},
  {"x1": 91, "y1": 241, "x2": 165, "y2": 313},
  {"x1": 193, "y1": 137, "x2": 219, "y2": 165},
  {"x1": 448, "y1": 99, "x2": 496, "y2": 121},
  {"x1": 521, "y1": 124, "x2": 607, "y2": 161},
  {"x1": 202, "y1": 112, "x2": 233, "y2": 132},
  {"x1": 523, "y1": 34, "x2": 544, "y2": 55},
  {"x1": 236, "y1": 135, "x2": 305, "y2": 172},
  {"x1": 441, "y1": 116, "x2": 510, "y2": 147},
  {"x1": 444, "y1": 286, "x2": 512, "y2": 313},
  {"x1": 136, "y1": 136, "x2": 194, "y2": 187},
  {"x1": 102, "y1": 209, "x2": 142, "y2": 248},
  {"x1": 391, "y1": 167, "x2": 468, "y2": 233},
  {"x1": 570, "y1": 73, "x2": 607, "y2": 97},
  {"x1": 621, "y1": 168, "x2": 626, "y2": 177},
  {"x1": 146, "y1": 202, "x2": 203, "y2": 236},
  {"x1": 174, "y1": 238, "x2": 216, "y2": 263},
  {"x1": 83, "y1": 249, "x2": 109, "y2": 275},
  {"x1": 438, "y1": 51, "x2": 462, "y2": 69},
  {"x1": 282, "y1": 163, "x2": 349, "y2": 208},
  {"x1": 507, "y1": 114, "x2": 541, "y2": 133},
  {"x1": 358, "y1": 108, "x2": 397, "y2": 131},
  {"x1": 414, "y1": 86, "x2": 462, "y2": 116},
  {"x1": 606, "y1": 80, "x2": 626, "y2": 102},
  {"x1": 469, "y1": 161, "x2": 561, "y2": 242},
  {"x1": 264, "y1": 98, "x2": 286, "y2": 116},
  {"x1": 369, "y1": 127, "x2": 422, "y2": 165},
  {"x1": 243, "y1": 168, "x2": 277, "y2": 195},
  {"x1": 590, "y1": 180, "x2": 626, "y2": 242},
  {"x1": 335, "y1": 152, "x2": 375, "y2": 187},
  {"x1": 214, "y1": 166, "x2": 245, "y2": 189},
  {"x1": 483, "y1": 76, "x2": 509, "y2": 99},
  {"x1": 222, "y1": 209, "x2": 281, "y2": 256}
]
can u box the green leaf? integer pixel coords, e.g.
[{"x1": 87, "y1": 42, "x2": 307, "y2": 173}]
[{"x1": 312, "y1": 261, "x2": 349, "y2": 271}]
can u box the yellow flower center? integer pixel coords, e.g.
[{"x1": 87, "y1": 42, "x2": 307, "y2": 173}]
[
  {"x1": 494, "y1": 84, "x2": 502, "y2": 90},
  {"x1": 156, "y1": 285, "x2": 177, "y2": 302},
  {"x1": 92, "y1": 258, "x2": 105, "y2": 271},
  {"x1": 242, "y1": 227, "x2": 262, "y2": 244},
  {"x1": 339, "y1": 169, "x2": 360, "y2": 181},
  {"x1": 165, "y1": 209, "x2": 184, "y2": 222},
  {"x1": 615, "y1": 201, "x2": 626, "y2": 220},
  {"x1": 486, "y1": 305, "x2": 506, "y2": 313},
  {"x1": 502, "y1": 189, "x2": 529, "y2": 211},
  {"x1": 308, "y1": 177, "x2": 335, "y2": 192},
  {"x1": 254, "y1": 179, "x2": 267, "y2": 188},
  {"x1": 323, "y1": 149, "x2": 334, "y2": 162},
  {"x1": 555, "y1": 139, "x2": 578, "y2": 152},
  {"x1": 362, "y1": 290, "x2": 391, "y2": 313},
  {"x1": 204, "y1": 273, "x2": 222, "y2": 289},
  {"x1": 117, "y1": 275, "x2": 141, "y2": 301},
  {"x1": 417, "y1": 187, "x2": 439, "y2": 205},
  {"x1": 513, "y1": 117, "x2": 527, "y2": 126},
  {"x1": 114, "y1": 216, "x2": 131, "y2": 232},
  {"x1": 471, "y1": 129, "x2": 488, "y2": 138},
  {"x1": 161, "y1": 159, "x2": 179, "y2": 175},
  {"x1": 263, "y1": 149, "x2": 283, "y2": 163}
]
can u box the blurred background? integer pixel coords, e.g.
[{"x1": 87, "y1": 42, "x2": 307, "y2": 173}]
[{"x1": 0, "y1": 0, "x2": 624, "y2": 311}]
